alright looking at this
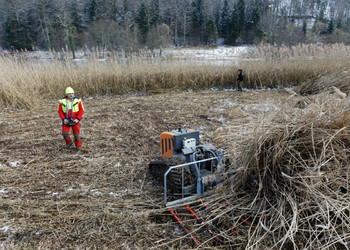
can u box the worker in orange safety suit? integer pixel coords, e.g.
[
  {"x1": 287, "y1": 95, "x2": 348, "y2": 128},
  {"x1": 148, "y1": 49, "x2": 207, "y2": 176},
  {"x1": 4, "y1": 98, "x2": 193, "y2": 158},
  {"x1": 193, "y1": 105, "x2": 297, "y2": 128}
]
[{"x1": 58, "y1": 87, "x2": 84, "y2": 150}]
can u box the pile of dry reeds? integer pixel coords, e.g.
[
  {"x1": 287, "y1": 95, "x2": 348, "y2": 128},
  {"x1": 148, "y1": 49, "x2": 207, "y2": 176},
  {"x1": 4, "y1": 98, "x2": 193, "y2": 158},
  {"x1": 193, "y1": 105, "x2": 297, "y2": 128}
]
[
  {"x1": 165, "y1": 94, "x2": 350, "y2": 249},
  {"x1": 297, "y1": 70, "x2": 350, "y2": 96}
]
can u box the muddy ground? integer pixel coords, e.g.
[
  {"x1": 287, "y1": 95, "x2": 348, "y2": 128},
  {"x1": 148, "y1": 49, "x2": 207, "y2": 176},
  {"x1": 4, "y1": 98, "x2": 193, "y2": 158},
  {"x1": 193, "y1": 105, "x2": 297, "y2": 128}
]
[{"x1": 0, "y1": 89, "x2": 295, "y2": 248}]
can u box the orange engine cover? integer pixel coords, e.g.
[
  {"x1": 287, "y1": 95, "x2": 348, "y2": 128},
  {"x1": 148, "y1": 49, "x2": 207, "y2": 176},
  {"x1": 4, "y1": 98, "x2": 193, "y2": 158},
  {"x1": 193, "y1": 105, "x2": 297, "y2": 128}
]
[{"x1": 160, "y1": 132, "x2": 174, "y2": 159}]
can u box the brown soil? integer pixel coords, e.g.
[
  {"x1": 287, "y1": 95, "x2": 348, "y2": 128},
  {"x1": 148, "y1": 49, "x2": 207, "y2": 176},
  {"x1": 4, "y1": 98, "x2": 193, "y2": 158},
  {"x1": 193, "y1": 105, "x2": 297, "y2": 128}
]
[{"x1": 0, "y1": 89, "x2": 300, "y2": 248}]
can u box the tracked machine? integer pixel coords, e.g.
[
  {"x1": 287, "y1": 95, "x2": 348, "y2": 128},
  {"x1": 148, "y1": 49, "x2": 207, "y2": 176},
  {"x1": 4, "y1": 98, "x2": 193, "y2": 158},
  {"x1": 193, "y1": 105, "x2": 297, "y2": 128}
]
[{"x1": 149, "y1": 127, "x2": 229, "y2": 207}]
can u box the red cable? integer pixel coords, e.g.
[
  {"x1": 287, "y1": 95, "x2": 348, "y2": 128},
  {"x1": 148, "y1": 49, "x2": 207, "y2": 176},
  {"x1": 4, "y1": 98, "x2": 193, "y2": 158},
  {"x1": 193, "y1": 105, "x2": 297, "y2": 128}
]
[
  {"x1": 184, "y1": 204, "x2": 200, "y2": 220},
  {"x1": 184, "y1": 203, "x2": 223, "y2": 242},
  {"x1": 220, "y1": 201, "x2": 253, "y2": 227},
  {"x1": 199, "y1": 198, "x2": 238, "y2": 234},
  {"x1": 168, "y1": 207, "x2": 203, "y2": 248}
]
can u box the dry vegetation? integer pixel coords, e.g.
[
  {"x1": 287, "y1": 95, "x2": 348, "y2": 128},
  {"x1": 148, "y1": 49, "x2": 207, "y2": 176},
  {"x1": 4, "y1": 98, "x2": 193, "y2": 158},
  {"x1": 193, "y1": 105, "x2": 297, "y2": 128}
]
[
  {"x1": 1, "y1": 89, "x2": 291, "y2": 249},
  {"x1": 1, "y1": 43, "x2": 350, "y2": 109},
  {"x1": 297, "y1": 70, "x2": 350, "y2": 96},
  {"x1": 178, "y1": 91, "x2": 350, "y2": 249},
  {"x1": 1, "y1": 44, "x2": 350, "y2": 249}
]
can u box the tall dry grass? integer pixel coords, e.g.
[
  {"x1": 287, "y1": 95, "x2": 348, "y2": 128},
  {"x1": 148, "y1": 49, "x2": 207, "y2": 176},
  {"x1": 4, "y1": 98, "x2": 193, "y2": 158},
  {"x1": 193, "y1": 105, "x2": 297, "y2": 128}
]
[
  {"x1": 163, "y1": 93, "x2": 350, "y2": 249},
  {"x1": 245, "y1": 43, "x2": 350, "y2": 88},
  {"x1": 1, "y1": 43, "x2": 350, "y2": 109}
]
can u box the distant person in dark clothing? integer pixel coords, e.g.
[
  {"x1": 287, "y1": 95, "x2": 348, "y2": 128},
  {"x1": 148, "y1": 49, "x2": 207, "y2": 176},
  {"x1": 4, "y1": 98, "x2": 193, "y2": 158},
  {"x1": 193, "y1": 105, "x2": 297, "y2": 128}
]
[{"x1": 236, "y1": 69, "x2": 243, "y2": 91}]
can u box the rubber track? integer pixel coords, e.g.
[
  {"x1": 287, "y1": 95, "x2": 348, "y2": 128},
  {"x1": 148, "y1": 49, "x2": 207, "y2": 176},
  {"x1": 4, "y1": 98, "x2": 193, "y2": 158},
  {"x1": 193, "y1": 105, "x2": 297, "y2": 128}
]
[{"x1": 149, "y1": 158, "x2": 192, "y2": 195}]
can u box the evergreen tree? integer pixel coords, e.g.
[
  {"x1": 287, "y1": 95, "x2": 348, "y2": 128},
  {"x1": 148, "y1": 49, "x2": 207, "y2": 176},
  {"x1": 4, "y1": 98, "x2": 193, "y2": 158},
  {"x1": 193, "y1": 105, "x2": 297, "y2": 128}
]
[
  {"x1": 122, "y1": 0, "x2": 131, "y2": 22},
  {"x1": 302, "y1": 19, "x2": 307, "y2": 34},
  {"x1": 205, "y1": 15, "x2": 217, "y2": 45},
  {"x1": 1, "y1": 0, "x2": 350, "y2": 50},
  {"x1": 318, "y1": 9, "x2": 325, "y2": 23},
  {"x1": 252, "y1": 0, "x2": 261, "y2": 27},
  {"x1": 345, "y1": 18, "x2": 350, "y2": 33},
  {"x1": 227, "y1": 4, "x2": 240, "y2": 45},
  {"x1": 227, "y1": 0, "x2": 245, "y2": 44},
  {"x1": 111, "y1": 0, "x2": 118, "y2": 22},
  {"x1": 135, "y1": 1, "x2": 161, "y2": 45},
  {"x1": 68, "y1": 27, "x2": 76, "y2": 59},
  {"x1": 245, "y1": 0, "x2": 262, "y2": 43},
  {"x1": 136, "y1": 2, "x2": 150, "y2": 44},
  {"x1": 88, "y1": 0, "x2": 97, "y2": 22},
  {"x1": 336, "y1": 16, "x2": 342, "y2": 30},
  {"x1": 150, "y1": 0, "x2": 160, "y2": 27},
  {"x1": 3, "y1": 15, "x2": 33, "y2": 50},
  {"x1": 191, "y1": 0, "x2": 205, "y2": 44},
  {"x1": 327, "y1": 18, "x2": 334, "y2": 34},
  {"x1": 119, "y1": 0, "x2": 135, "y2": 31},
  {"x1": 219, "y1": 0, "x2": 231, "y2": 41},
  {"x1": 71, "y1": 3, "x2": 83, "y2": 33},
  {"x1": 237, "y1": 0, "x2": 245, "y2": 32},
  {"x1": 49, "y1": 25, "x2": 55, "y2": 47}
]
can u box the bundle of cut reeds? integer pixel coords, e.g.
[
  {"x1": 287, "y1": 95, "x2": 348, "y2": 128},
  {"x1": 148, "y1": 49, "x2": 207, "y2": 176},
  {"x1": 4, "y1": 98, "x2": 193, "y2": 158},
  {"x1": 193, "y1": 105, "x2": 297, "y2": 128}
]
[{"x1": 171, "y1": 94, "x2": 350, "y2": 249}]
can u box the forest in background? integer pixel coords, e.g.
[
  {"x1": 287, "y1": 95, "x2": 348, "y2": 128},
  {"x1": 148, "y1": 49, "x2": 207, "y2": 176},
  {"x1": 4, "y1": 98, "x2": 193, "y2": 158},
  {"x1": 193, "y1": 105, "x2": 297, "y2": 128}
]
[{"x1": 0, "y1": 0, "x2": 350, "y2": 51}]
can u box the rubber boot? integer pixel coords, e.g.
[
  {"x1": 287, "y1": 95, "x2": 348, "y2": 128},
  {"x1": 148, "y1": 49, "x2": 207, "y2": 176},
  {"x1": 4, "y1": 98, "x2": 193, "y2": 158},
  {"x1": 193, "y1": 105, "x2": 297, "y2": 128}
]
[
  {"x1": 63, "y1": 132, "x2": 73, "y2": 148},
  {"x1": 74, "y1": 133, "x2": 82, "y2": 150}
]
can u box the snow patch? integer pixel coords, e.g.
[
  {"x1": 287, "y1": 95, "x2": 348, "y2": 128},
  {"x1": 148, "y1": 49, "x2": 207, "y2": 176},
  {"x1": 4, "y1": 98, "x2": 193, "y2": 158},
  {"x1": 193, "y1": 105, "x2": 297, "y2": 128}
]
[
  {"x1": 9, "y1": 161, "x2": 20, "y2": 167},
  {"x1": 168, "y1": 46, "x2": 250, "y2": 59},
  {"x1": 90, "y1": 189, "x2": 102, "y2": 196},
  {"x1": 220, "y1": 100, "x2": 237, "y2": 107},
  {"x1": 109, "y1": 192, "x2": 120, "y2": 197},
  {"x1": 0, "y1": 225, "x2": 19, "y2": 240},
  {"x1": 0, "y1": 226, "x2": 10, "y2": 232}
]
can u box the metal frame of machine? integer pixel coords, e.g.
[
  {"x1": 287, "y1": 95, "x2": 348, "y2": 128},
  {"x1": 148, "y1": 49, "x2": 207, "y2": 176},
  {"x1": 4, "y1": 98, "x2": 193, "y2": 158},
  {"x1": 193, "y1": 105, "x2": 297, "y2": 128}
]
[
  {"x1": 163, "y1": 153, "x2": 227, "y2": 207},
  {"x1": 149, "y1": 127, "x2": 229, "y2": 207}
]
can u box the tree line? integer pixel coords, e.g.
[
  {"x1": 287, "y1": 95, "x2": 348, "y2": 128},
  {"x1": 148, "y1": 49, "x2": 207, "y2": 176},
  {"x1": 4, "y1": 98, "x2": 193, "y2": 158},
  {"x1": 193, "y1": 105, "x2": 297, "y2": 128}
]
[{"x1": 1, "y1": 0, "x2": 350, "y2": 51}]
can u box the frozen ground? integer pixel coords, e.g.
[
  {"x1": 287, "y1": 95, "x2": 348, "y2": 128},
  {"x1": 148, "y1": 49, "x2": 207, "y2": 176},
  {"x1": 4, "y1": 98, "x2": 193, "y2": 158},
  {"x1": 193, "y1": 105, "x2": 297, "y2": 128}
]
[
  {"x1": 163, "y1": 46, "x2": 253, "y2": 66},
  {"x1": 0, "y1": 89, "x2": 297, "y2": 248},
  {"x1": 165, "y1": 46, "x2": 250, "y2": 59},
  {"x1": 0, "y1": 46, "x2": 251, "y2": 64}
]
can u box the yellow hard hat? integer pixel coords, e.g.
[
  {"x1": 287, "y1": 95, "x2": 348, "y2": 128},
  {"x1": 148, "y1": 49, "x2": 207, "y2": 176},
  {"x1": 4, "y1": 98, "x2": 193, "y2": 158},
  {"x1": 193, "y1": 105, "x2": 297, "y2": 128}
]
[{"x1": 65, "y1": 87, "x2": 74, "y2": 95}]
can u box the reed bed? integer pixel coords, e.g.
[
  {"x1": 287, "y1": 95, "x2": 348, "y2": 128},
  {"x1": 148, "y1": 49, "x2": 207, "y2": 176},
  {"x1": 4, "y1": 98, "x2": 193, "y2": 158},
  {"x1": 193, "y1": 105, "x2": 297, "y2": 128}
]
[
  {"x1": 1, "y1": 43, "x2": 350, "y2": 109},
  {"x1": 297, "y1": 70, "x2": 350, "y2": 96},
  {"x1": 248, "y1": 43, "x2": 350, "y2": 60},
  {"x1": 1, "y1": 87, "x2": 349, "y2": 248},
  {"x1": 168, "y1": 94, "x2": 350, "y2": 249},
  {"x1": 244, "y1": 43, "x2": 350, "y2": 89}
]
